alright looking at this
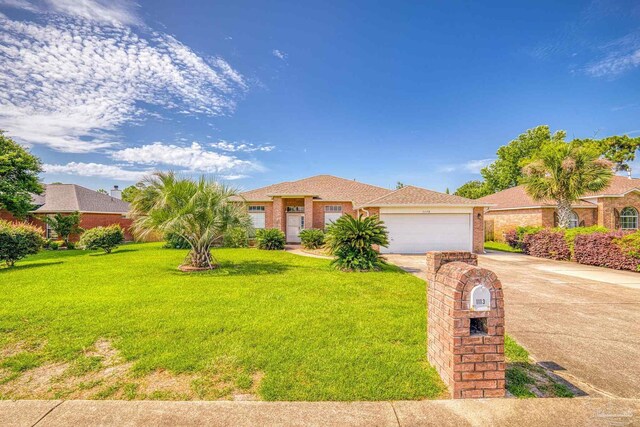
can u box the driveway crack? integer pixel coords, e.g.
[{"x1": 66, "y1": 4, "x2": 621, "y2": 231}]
[{"x1": 32, "y1": 400, "x2": 64, "y2": 426}]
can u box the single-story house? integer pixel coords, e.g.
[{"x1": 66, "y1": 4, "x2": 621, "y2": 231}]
[
  {"x1": 479, "y1": 175, "x2": 640, "y2": 241},
  {"x1": 0, "y1": 184, "x2": 133, "y2": 241},
  {"x1": 238, "y1": 175, "x2": 489, "y2": 253}
]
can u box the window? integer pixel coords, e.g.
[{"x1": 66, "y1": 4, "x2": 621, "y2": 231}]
[
  {"x1": 324, "y1": 205, "x2": 342, "y2": 213},
  {"x1": 286, "y1": 206, "x2": 304, "y2": 213},
  {"x1": 568, "y1": 211, "x2": 579, "y2": 229},
  {"x1": 620, "y1": 207, "x2": 638, "y2": 230},
  {"x1": 248, "y1": 206, "x2": 265, "y2": 229}
]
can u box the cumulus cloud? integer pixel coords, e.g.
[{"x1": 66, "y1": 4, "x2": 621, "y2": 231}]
[
  {"x1": 43, "y1": 162, "x2": 149, "y2": 181},
  {"x1": 272, "y1": 49, "x2": 287, "y2": 60},
  {"x1": 210, "y1": 140, "x2": 275, "y2": 153},
  {"x1": 0, "y1": 2, "x2": 246, "y2": 152},
  {"x1": 111, "y1": 142, "x2": 262, "y2": 174}
]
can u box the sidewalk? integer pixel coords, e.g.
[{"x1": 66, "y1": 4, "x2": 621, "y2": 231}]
[{"x1": 2, "y1": 398, "x2": 639, "y2": 427}]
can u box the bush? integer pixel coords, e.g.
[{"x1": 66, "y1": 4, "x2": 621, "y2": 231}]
[
  {"x1": 79, "y1": 225, "x2": 124, "y2": 253},
  {"x1": 0, "y1": 220, "x2": 44, "y2": 267},
  {"x1": 256, "y1": 228, "x2": 286, "y2": 250},
  {"x1": 49, "y1": 241, "x2": 60, "y2": 250},
  {"x1": 223, "y1": 227, "x2": 249, "y2": 248},
  {"x1": 561, "y1": 226, "x2": 607, "y2": 256},
  {"x1": 505, "y1": 226, "x2": 542, "y2": 253},
  {"x1": 299, "y1": 228, "x2": 325, "y2": 249},
  {"x1": 523, "y1": 229, "x2": 570, "y2": 260},
  {"x1": 163, "y1": 232, "x2": 190, "y2": 249},
  {"x1": 325, "y1": 215, "x2": 389, "y2": 271},
  {"x1": 574, "y1": 231, "x2": 640, "y2": 271},
  {"x1": 66, "y1": 241, "x2": 76, "y2": 250}
]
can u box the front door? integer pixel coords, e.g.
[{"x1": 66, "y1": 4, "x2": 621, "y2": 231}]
[{"x1": 286, "y1": 213, "x2": 304, "y2": 243}]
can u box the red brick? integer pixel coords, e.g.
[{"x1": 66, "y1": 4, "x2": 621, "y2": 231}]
[
  {"x1": 475, "y1": 362, "x2": 497, "y2": 371},
  {"x1": 483, "y1": 389, "x2": 506, "y2": 398},
  {"x1": 462, "y1": 389, "x2": 483, "y2": 398},
  {"x1": 462, "y1": 354, "x2": 484, "y2": 363},
  {"x1": 461, "y1": 372, "x2": 484, "y2": 380},
  {"x1": 484, "y1": 371, "x2": 506, "y2": 380}
]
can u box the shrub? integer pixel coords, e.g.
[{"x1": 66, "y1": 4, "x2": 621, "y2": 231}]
[
  {"x1": 523, "y1": 229, "x2": 570, "y2": 260},
  {"x1": 79, "y1": 225, "x2": 124, "y2": 253},
  {"x1": 574, "y1": 231, "x2": 640, "y2": 271},
  {"x1": 0, "y1": 220, "x2": 44, "y2": 267},
  {"x1": 49, "y1": 241, "x2": 60, "y2": 250},
  {"x1": 504, "y1": 226, "x2": 542, "y2": 253},
  {"x1": 66, "y1": 241, "x2": 76, "y2": 250},
  {"x1": 325, "y1": 215, "x2": 389, "y2": 271},
  {"x1": 163, "y1": 232, "x2": 190, "y2": 249},
  {"x1": 223, "y1": 227, "x2": 249, "y2": 248},
  {"x1": 299, "y1": 228, "x2": 325, "y2": 249},
  {"x1": 561, "y1": 226, "x2": 608, "y2": 256},
  {"x1": 256, "y1": 228, "x2": 286, "y2": 250},
  {"x1": 504, "y1": 230, "x2": 519, "y2": 249}
]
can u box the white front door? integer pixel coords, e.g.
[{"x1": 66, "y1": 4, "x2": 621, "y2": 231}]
[{"x1": 286, "y1": 213, "x2": 304, "y2": 243}]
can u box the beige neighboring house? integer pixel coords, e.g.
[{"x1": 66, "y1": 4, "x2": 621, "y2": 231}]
[
  {"x1": 479, "y1": 175, "x2": 640, "y2": 241},
  {"x1": 238, "y1": 175, "x2": 489, "y2": 253}
]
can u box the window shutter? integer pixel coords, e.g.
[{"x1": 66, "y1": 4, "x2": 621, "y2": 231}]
[
  {"x1": 553, "y1": 212, "x2": 559, "y2": 227},
  {"x1": 579, "y1": 220, "x2": 585, "y2": 227},
  {"x1": 614, "y1": 208, "x2": 620, "y2": 229}
]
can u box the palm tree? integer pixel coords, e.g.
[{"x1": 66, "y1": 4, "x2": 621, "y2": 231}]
[
  {"x1": 130, "y1": 172, "x2": 251, "y2": 269},
  {"x1": 522, "y1": 141, "x2": 613, "y2": 228}
]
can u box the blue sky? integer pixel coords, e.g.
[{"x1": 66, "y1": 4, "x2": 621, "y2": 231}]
[{"x1": 1, "y1": 0, "x2": 639, "y2": 193}]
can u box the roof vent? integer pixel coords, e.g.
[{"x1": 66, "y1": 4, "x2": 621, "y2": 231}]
[{"x1": 110, "y1": 185, "x2": 122, "y2": 199}]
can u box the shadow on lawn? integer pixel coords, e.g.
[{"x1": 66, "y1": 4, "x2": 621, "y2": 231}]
[
  {"x1": 0, "y1": 260, "x2": 63, "y2": 272},
  {"x1": 89, "y1": 248, "x2": 139, "y2": 256},
  {"x1": 186, "y1": 260, "x2": 290, "y2": 276}
]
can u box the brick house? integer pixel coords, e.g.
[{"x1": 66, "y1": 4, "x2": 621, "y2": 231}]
[
  {"x1": 238, "y1": 175, "x2": 489, "y2": 253},
  {"x1": 479, "y1": 176, "x2": 640, "y2": 241},
  {"x1": 0, "y1": 184, "x2": 133, "y2": 241}
]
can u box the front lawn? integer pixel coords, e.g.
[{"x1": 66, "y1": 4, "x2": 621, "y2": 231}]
[
  {"x1": 0, "y1": 243, "x2": 446, "y2": 401},
  {"x1": 484, "y1": 241, "x2": 522, "y2": 253}
]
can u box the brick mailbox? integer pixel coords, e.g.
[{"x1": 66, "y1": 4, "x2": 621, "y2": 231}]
[{"x1": 426, "y1": 251, "x2": 505, "y2": 398}]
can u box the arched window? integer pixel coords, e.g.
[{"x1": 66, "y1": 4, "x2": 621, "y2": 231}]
[
  {"x1": 568, "y1": 211, "x2": 579, "y2": 229},
  {"x1": 620, "y1": 207, "x2": 638, "y2": 230}
]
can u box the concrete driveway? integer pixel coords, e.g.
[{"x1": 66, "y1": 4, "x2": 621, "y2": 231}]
[{"x1": 384, "y1": 251, "x2": 640, "y2": 399}]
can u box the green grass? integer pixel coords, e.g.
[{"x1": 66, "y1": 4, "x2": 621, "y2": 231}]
[
  {"x1": 484, "y1": 241, "x2": 522, "y2": 253},
  {"x1": 0, "y1": 243, "x2": 446, "y2": 401}
]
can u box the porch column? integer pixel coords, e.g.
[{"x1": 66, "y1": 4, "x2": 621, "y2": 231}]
[
  {"x1": 273, "y1": 197, "x2": 285, "y2": 232},
  {"x1": 304, "y1": 196, "x2": 314, "y2": 230}
]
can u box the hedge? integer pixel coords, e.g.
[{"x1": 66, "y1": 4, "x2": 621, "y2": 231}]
[
  {"x1": 574, "y1": 231, "x2": 640, "y2": 271},
  {"x1": 522, "y1": 229, "x2": 570, "y2": 261}
]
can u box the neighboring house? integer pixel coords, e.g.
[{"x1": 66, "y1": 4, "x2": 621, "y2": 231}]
[
  {"x1": 0, "y1": 184, "x2": 133, "y2": 241},
  {"x1": 238, "y1": 175, "x2": 489, "y2": 253},
  {"x1": 480, "y1": 176, "x2": 640, "y2": 241}
]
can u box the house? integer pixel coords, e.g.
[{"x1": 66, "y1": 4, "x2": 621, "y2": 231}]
[
  {"x1": 238, "y1": 175, "x2": 489, "y2": 253},
  {"x1": 479, "y1": 175, "x2": 640, "y2": 241},
  {"x1": 0, "y1": 184, "x2": 133, "y2": 241}
]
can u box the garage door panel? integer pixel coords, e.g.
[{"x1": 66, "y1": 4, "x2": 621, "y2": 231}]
[{"x1": 380, "y1": 213, "x2": 471, "y2": 254}]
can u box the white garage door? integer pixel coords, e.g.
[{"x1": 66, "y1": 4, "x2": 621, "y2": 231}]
[{"x1": 380, "y1": 213, "x2": 472, "y2": 254}]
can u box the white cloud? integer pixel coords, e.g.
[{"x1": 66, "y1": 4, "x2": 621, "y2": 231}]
[
  {"x1": 586, "y1": 32, "x2": 640, "y2": 77},
  {"x1": 43, "y1": 162, "x2": 149, "y2": 181},
  {"x1": 463, "y1": 158, "x2": 493, "y2": 173},
  {"x1": 272, "y1": 49, "x2": 287, "y2": 60},
  {"x1": 111, "y1": 142, "x2": 262, "y2": 174},
  {"x1": 210, "y1": 140, "x2": 275, "y2": 153},
  {"x1": 0, "y1": 4, "x2": 246, "y2": 152},
  {"x1": 0, "y1": 0, "x2": 140, "y2": 25}
]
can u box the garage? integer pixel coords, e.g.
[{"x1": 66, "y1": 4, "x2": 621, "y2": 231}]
[{"x1": 380, "y1": 212, "x2": 472, "y2": 254}]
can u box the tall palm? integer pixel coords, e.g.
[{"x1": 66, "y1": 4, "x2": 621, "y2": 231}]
[
  {"x1": 130, "y1": 172, "x2": 251, "y2": 269},
  {"x1": 522, "y1": 141, "x2": 613, "y2": 228}
]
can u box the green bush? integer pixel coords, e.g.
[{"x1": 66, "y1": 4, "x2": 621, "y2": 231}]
[
  {"x1": 163, "y1": 232, "x2": 190, "y2": 249},
  {"x1": 49, "y1": 241, "x2": 60, "y2": 250},
  {"x1": 0, "y1": 220, "x2": 44, "y2": 267},
  {"x1": 79, "y1": 225, "x2": 124, "y2": 253},
  {"x1": 614, "y1": 231, "x2": 640, "y2": 259},
  {"x1": 223, "y1": 227, "x2": 249, "y2": 248},
  {"x1": 560, "y1": 226, "x2": 608, "y2": 256},
  {"x1": 256, "y1": 228, "x2": 286, "y2": 250},
  {"x1": 299, "y1": 228, "x2": 325, "y2": 249},
  {"x1": 325, "y1": 215, "x2": 389, "y2": 271},
  {"x1": 66, "y1": 241, "x2": 76, "y2": 250}
]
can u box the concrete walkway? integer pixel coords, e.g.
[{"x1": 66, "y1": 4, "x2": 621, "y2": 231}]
[
  {"x1": 2, "y1": 398, "x2": 639, "y2": 426},
  {"x1": 384, "y1": 251, "x2": 640, "y2": 399}
]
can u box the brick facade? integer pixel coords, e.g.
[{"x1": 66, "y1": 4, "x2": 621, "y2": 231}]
[
  {"x1": 598, "y1": 192, "x2": 640, "y2": 229},
  {"x1": 426, "y1": 251, "x2": 505, "y2": 398},
  {"x1": 472, "y1": 207, "x2": 484, "y2": 253}
]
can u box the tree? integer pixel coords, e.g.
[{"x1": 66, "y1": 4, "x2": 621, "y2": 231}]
[
  {"x1": 454, "y1": 180, "x2": 492, "y2": 199},
  {"x1": 0, "y1": 131, "x2": 44, "y2": 218},
  {"x1": 130, "y1": 172, "x2": 251, "y2": 269},
  {"x1": 522, "y1": 141, "x2": 613, "y2": 228},
  {"x1": 97, "y1": 189, "x2": 108, "y2": 195},
  {"x1": 395, "y1": 182, "x2": 406, "y2": 190},
  {"x1": 574, "y1": 135, "x2": 640, "y2": 175},
  {"x1": 325, "y1": 214, "x2": 389, "y2": 271},
  {"x1": 41, "y1": 212, "x2": 82, "y2": 246},
  {"x1": 121, "y1": 183, "x2": 144, "y2": 203}
]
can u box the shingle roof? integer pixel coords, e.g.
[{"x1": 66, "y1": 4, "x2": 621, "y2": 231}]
[
  {"x1": 582, "y1": 175, "x2": 640, "y2": 197},
  {"x1": 238, "y1": 175, "x2": 392, "y2": 206},
  {"x1": 357, "y1": 185, "x2": 488, "y2": 208},
  {"x1": 478, "y1": 185, "x2": 599, "y2": 210},
  {"x1": 32, "y1": 184, "x2": 130, "y2": 214}
]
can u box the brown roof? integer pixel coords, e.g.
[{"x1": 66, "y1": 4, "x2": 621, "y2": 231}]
[
  {"x1": 357, "y1": 185, "x2": 487, "y2": 208},
  {"x1": 478, "y1": 185, "x2": 598, "y2": 210},
  {"x1": 32, "y1": 184, "x2": 130, "y2": 214},
  {"x1": 239, "y1": 175, "x2": 392, "y2": 206},
  {"x1": 582, "y1": 175, "x2": 640, "y2": 197}
]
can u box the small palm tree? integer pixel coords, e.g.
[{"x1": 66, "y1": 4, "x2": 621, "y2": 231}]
[
  {"x1": 41, "y1": 211, "x2": 82, "y2": 246},
  {"x1": 325, "y1": 214, "x2": 389, "y2": 271},
  {"x1": 130, "y1": 172, "x2": 251, "y2": 269},
  {"x1": 522, "y1": 141, "x2": 613, "y2": 228}
]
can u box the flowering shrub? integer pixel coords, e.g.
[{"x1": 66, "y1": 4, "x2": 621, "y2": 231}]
[
  {"x1": 574, "y1": 231, "x2": 640, "y2": 271},
  {"x1": 523, "y1": 229, "x2": 571, "y2": 260},
  {"x1": 561, "y1": 226, "x2": 607, "y2": 257},
  {"x1": 505, "y1": 226, "x2": 542, "y2": 253}
]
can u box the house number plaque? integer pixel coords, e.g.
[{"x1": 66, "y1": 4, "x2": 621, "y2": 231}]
[{"x1": 469, "y1": 284, "x2": 491, "y2": 311}]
